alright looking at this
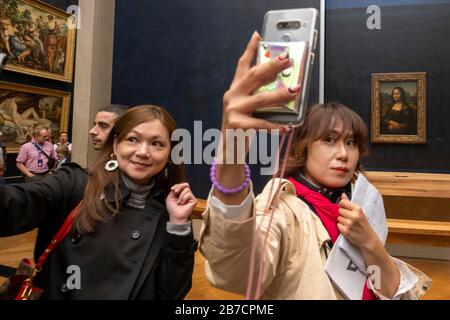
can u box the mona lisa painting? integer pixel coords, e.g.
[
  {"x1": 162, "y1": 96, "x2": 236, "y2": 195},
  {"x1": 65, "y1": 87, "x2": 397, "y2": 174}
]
[{"x1": 371, "y1": 72, "x2": 426, "y2": 144}]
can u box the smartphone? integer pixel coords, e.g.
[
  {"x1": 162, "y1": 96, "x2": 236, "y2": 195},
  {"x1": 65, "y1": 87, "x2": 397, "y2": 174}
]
[{"x1": 253, "y1": 8, "x2": 319, "y2": 124}]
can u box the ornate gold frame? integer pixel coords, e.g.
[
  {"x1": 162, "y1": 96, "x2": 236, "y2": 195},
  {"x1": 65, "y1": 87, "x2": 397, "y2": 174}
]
[
  {"x1": 371, "y1": 72, "x2": 426, "y2": 144},
  {"x1": 0, "y1": 81, "x2": 71, "y2": 153},
  {"x1": 1, "y1": 0, "x2": 77, "y2": 82}
]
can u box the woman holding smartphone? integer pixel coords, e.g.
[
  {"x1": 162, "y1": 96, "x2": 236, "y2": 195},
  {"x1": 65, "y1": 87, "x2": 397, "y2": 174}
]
[{"x1": 199, "y1": 32, "x2": 431, "y2": 300}]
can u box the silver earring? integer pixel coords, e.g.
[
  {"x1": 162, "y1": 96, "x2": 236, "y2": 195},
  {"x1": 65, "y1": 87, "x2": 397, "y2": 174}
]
[{"x1": 105, "y1": 154, "x2": 119, "y2": 172}]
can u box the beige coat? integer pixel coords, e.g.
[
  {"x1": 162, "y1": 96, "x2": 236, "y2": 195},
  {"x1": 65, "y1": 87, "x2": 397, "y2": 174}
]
[{"x1": 200, "y1": 179, "x2": 431, "y2": 300}]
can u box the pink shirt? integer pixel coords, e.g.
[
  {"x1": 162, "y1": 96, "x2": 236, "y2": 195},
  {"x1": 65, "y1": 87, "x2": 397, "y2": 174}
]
[{"x1": 16, "y1": 140, "x2": 57, "y2": 173}]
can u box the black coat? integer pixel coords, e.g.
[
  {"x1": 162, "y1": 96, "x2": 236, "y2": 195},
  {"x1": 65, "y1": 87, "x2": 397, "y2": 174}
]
[{"x1": 0, "y1": 163, "x2": 196, "y2": 300}]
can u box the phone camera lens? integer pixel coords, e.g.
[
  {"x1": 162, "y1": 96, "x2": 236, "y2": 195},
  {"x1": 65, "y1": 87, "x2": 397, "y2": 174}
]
[{"x1": 281, "y1": 34, "x2": 291, "y2": 42}]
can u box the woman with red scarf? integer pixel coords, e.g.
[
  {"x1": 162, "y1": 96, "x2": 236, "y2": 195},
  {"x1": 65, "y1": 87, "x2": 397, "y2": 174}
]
[{"x1": 199, "y1": 33, "x2": 431, "y2": 300}]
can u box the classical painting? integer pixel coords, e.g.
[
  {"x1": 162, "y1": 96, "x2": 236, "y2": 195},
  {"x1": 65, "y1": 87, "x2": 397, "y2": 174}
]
[
  {"x1": 371, "y1": 72, "x2": 426, "y2": 144},
  {"x1": 0, "y1": 0, "x2": 76, "y2": 82},
  {"x1": 0, "y1": 81, "x2": 70, "y2": 152}
]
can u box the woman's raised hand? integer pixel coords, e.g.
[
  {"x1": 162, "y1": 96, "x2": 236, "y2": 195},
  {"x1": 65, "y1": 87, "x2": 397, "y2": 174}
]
[
  {"x1": 213, "y1": 32, "x2": 301, "y2": 204},
  {"x1": 338, "y1": 193, "x2": 379, "y2": 250},
  {"x1": 221, "y1": 32, "x2": 301, "y2": 133},
  {"x1": 166, "y1": 183, "x2": 197, "y2": 224}
]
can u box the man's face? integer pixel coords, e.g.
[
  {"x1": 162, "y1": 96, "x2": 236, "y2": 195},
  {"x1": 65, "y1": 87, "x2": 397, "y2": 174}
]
[
  {"x1": 89, "y1": 111, "x2": 118, "y2": 150},
  {"x1": 35, "y1": 129, "x2": 50, "y2": 145},
  {"x1": 59, "y1": 133, "x2": 68, "y2": 144}
]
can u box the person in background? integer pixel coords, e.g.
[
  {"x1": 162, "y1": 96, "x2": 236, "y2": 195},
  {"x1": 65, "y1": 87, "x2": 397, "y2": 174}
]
[
  {"x1": 16, "y1": 126, "x2": 57, "y2": 182},
  {"x1": 54, "y1": 144, "x2": 70, "y2": 170},
  {"x1": 0, "y1": 105, "x2": 197, "y2": 299},
  {"x1": 54, "y1": 131, "x2": 72, "y2": 152},
  {"x1": 54, "y1": 131, "x2": 72, "y2": 162},
  {"x1": 89, "y1": 104, "x2": 129, "y2": 150}
]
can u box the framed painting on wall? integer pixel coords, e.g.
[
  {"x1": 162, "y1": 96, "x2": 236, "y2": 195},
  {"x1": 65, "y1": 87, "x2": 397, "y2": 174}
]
[
  {"x1": 0, "y1": 81, "x2": 70, "y2": 153},
  {"x1": 371, "y1": 72, "x2": 426, "y2": 144},
  {"x1": 0, "y1": 0, "x2": 76, "y2": 82}
]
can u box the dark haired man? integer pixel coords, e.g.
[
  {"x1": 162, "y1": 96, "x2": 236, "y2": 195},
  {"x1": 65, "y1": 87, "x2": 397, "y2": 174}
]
[{"x1": 89, "y1": 104, "x2": 128, "y2": 150}]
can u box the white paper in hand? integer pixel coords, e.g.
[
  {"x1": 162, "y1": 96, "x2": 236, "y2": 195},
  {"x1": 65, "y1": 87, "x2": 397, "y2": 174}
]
[
  {"x1": 325, "y1": 245, "x2": 367, "y2": 300},
  {"x1": 337, "y1": 173, "x2": 388, "y2": 273},
  {"x1": 325, "y1": 173, "x2": 388, "y2": 299}
]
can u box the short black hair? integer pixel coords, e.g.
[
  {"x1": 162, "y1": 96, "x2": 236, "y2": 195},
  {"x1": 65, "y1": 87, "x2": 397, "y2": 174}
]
[{"x1": 98, "y1": 104, "x2": 129, "y2": 118}]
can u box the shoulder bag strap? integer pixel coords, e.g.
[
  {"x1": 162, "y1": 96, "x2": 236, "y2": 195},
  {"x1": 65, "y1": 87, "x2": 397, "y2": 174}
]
[
  {"x1": 33, "y1": 142, "x2": 52, "y2": 160},
  {"x1": 35, "y1": 202, "x2": 82, "y2": 271}
]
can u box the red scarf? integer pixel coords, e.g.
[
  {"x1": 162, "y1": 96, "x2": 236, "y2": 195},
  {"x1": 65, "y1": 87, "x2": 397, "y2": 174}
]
[{"x1": 287, "y1": 177, "x2": 376, "y2": 300}]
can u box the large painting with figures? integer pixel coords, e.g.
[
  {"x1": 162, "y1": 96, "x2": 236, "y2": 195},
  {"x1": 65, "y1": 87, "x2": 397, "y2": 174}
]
[
  {"x1": 0, "y1": 0, "x2": 76, "y2": 82},
  {"x1": 0, "y1": 81, "x2": 70, "y2": 152}
]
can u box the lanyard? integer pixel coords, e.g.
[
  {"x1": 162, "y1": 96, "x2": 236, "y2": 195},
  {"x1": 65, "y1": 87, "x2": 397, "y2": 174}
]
[{"x1": 33, "y1": 142, "x2": 50, "y2": 160}]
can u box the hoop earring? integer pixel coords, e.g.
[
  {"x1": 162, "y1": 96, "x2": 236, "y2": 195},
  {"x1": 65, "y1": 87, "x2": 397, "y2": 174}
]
[{"x1": 105, "y1": 154, "x2": 119, "y2": 172}]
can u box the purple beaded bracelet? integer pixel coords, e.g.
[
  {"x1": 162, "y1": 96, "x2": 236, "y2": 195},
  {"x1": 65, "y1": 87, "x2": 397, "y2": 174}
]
[{"x1": 210, "y1": 160, "x2": 251, "y2": 195}]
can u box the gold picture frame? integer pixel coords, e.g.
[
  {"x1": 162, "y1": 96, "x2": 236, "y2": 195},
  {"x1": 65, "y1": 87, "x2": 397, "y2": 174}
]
[
  {"x1": 0, "y1": 0, "x2": 76, "y2": 82},
  {"x1": 371, "y1": 72, "x2": 426, "y2": 144},
  {"x1": 0, "y1": 81, "x2": 71, "y2": 153}
]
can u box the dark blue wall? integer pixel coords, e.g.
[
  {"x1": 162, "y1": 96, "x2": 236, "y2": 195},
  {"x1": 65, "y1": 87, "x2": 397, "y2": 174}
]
[
  {"x1": 326, "y1": 0, "x2": 450, "y2": 9},
  {"x1": 2, "y1": 0, "x2": 78, "y2": 181},
  {"x1": 112, "y1": 0, "x2": 450, "y2": 199},
  {"x1": 326, "y1": 1, "x2": 450, "y2": 173},
  {"x1": 112, "y1": 0, "x2": 321, "y2": 198}
]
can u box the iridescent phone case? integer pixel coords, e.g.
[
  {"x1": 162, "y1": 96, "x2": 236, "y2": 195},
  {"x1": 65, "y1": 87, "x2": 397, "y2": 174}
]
[
  {"x1": 253, "y1": 8, "x2": 319, "y2": 124},
  {"x1": 256, "y1": 41, "x2": 308, "y2": 113}
]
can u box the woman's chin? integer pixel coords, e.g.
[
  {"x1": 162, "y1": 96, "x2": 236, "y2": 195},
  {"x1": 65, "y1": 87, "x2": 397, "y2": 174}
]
[
  {"x1": 125, "y1": 171, "x2": 153, "y2": 185},
  {"x1": 321, "y1": 176, "x2": 351, "y2": 189}
]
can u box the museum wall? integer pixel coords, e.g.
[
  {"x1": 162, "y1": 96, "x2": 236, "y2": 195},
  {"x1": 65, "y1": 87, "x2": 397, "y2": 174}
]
[
  {"x1": 112, "y1": 0, "x2": 450, "y2": 204},
  {"x1": 326, "y1": 0, "x2": 450, "y2": 223},
  {"x1": 5, "y1": 0, "x2": 447, "y2": 219},
  {"x1": 326, "y1": 1, "x2": 450, "y2": 172},
  {"x1": 111, "y1": 0, "x2": 321, "y2": 199}
]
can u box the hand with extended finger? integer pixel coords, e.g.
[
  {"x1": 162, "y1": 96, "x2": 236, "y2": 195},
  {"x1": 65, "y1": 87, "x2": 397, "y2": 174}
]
[
  {"x1": 166, "y1": 183, "x2": 197, "y2": 224},
  {"x1": 214, "y1": 32, "x2": 300, "y2": 204},
  {"x1": 337, "y1": 193, "x2": 380, "y2": 251},
  {"x1": 221, "y1": 31, "x2": 301, "y2": 133}
]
